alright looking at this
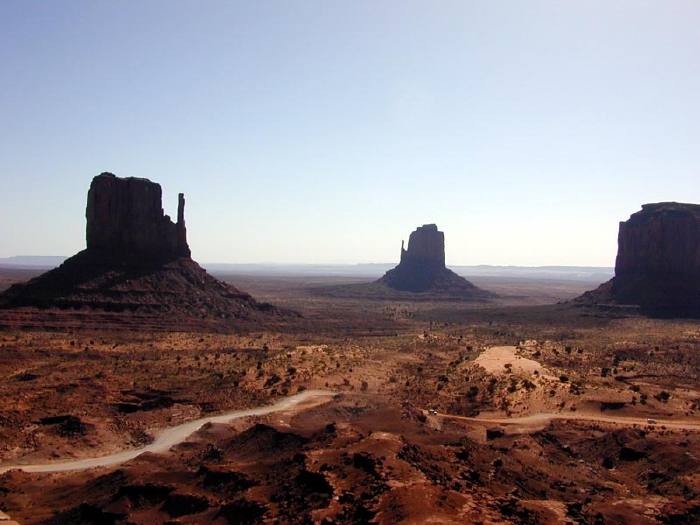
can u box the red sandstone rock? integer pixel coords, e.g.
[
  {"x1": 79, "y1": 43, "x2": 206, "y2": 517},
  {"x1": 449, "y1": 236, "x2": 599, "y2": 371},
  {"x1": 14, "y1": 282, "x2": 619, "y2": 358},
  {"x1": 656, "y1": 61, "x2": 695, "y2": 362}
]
[
  {"x1": 0, "y1": 173, "x2": 289, "y2": 324},
  {"x1": 579, "y1": 202, "x2": 700, "y2": 315},
  {"x1": 615, "y1": 202, "x2": 700, "y2": 280},
  {"x1": 86, "y1": 172, "x2": 190, "y2": 261}
]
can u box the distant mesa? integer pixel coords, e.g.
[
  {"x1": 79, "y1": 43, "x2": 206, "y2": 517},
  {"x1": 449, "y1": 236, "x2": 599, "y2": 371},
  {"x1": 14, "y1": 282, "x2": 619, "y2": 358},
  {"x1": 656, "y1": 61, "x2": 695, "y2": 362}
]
[
  {"x1": 577, "y1": 202, "x2": 700, "y2": 316},
  {"x1": 0, "y1": 172, "x2": 288, "y2": 326},
  {"x1": 378, "y1": 224, "x2": 494, "y2": 298}
]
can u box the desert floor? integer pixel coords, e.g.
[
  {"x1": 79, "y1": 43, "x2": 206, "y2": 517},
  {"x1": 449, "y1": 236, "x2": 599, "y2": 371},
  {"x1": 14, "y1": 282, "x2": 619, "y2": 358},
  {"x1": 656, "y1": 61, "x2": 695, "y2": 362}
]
[{"x1": 1, "y1": 271, "x2": 700, "y2": 524}]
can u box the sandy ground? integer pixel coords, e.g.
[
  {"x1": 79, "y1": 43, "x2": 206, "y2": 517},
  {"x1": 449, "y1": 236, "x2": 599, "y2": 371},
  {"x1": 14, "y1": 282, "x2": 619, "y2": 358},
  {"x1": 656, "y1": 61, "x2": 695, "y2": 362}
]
[
  {"x1": 474, "y1": 345, "x2": 544, "y2": 375},
  {"x1": 3, "y1": 281, "x2": 700, "y2": 524}
]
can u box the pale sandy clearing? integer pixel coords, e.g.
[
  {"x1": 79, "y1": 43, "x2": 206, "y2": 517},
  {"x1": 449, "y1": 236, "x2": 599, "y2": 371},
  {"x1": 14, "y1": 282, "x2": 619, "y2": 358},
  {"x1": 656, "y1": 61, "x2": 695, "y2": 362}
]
[{"x1": 474, "y1": 345, "x2": 543, "y2": 375}]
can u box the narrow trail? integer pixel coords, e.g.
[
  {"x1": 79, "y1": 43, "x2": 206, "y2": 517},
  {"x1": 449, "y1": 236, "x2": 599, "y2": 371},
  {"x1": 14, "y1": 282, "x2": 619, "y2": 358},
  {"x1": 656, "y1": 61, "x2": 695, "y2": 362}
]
[
  {"x1": 435, "y1": 410, "x2": 700, "y2": 431},
  {"x1": 451, "y1": 344, "x2": 700, "y2": 432},
  {"x1": 0, "y1": 390, "x2": 337, "y2": 474}
]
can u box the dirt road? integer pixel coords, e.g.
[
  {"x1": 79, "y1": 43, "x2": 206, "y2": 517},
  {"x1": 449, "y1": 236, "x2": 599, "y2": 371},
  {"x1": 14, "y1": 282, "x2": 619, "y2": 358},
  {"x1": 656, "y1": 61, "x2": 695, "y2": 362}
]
[
  {"x1": 436, "y1": 410, "x2": 700, "y2": 431},
  {"x1": 0, "y1": 390, "x2": 337, "y2": 474}
]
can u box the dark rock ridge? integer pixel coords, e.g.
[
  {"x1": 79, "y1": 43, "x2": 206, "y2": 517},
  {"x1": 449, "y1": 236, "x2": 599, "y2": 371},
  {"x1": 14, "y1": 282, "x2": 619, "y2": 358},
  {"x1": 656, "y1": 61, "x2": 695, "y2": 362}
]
[
  {"x1": 578, "y1": 202, "x2": 700, "y2": 316},
  {"x1": 0, "y1": 173, "x2": 286, "y2": 323},
  {"x1": 378, "y1": 224, "x2": 494, "y2": 298}
]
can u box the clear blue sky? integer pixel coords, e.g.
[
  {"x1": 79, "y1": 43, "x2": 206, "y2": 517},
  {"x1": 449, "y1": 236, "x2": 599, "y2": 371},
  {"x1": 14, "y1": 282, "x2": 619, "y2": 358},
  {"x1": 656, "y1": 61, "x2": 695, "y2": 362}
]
[{"x1": 2, "y1": 1, "x2": 698, "y2": 266}]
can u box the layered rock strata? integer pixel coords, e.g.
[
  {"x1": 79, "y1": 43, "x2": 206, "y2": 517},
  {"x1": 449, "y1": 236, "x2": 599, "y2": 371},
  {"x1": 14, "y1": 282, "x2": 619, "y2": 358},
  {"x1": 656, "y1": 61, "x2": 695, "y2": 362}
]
[{"x1": 378, "y1": 224, "x2": 494, "y2": 298}]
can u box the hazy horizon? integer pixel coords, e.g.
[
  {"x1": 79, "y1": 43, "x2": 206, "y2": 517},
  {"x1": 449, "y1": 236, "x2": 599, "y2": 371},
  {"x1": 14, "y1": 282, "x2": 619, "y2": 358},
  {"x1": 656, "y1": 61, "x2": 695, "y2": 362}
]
[
  {"x1": 2, "y1": 2, "x2": 698, "y2": 266},
  {"x1": 0, "y1": 254, "x2": 614, "y2": 272}
]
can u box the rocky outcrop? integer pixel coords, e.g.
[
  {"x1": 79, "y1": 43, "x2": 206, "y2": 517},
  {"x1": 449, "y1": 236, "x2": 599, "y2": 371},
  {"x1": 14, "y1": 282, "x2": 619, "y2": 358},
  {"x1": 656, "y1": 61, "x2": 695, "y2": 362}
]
[
  {"x1": 86, "y1": 172, "x2": 190, "y2": 261},
  {"x1": 399, "y1": 224, "x2": 445, "y2": 269},
  {"x1": 578, "y1": 202, "x2": 700, "y2": 316},
  {"x1": 378, "y1": 224, "x2": 494, "y2": 299},
  {"x1": 614, "y1": 202, "x2": 700, "y2": 281},
  {"x1": 0, "y1": 173, "x2": 290, "y2": 327}
]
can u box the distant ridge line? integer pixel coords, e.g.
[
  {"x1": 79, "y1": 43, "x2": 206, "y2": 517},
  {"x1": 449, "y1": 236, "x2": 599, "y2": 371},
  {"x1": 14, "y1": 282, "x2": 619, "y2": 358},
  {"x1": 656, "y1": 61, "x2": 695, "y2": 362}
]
[{"x1": 0, "y1": 257, "x2": 613, "y2": 278}]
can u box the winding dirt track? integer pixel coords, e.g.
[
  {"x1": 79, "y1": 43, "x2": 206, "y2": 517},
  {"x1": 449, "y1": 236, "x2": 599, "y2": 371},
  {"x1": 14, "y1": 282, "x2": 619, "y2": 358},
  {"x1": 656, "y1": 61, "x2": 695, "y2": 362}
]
[
  {"x1": 0, "y1": 390, "x2": 337, "y2": 474},
  {"x1": 437, "y1": 411, "x2": 700, "y2": 431}
]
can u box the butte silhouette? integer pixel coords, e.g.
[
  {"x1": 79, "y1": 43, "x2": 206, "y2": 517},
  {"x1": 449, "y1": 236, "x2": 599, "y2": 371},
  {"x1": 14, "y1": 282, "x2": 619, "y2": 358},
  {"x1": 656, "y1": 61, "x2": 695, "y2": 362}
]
[
  {"x1": 577, "y1": 202, "x2": 700, "y2": 316},
  {"x1": 377, "y1": 224, "x2": 494, "y2": 299},
  {"x1": 0, "y1": 173, "x2": 288, "y2": 327}
]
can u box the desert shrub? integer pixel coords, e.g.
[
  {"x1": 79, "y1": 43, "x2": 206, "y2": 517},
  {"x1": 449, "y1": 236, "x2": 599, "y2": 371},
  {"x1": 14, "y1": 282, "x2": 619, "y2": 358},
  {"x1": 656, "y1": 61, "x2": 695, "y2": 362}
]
[
  {"x1": 487, "y1": 378, "x2": 498, "y2": 393},
  {"x1": 654, "y1": 391, "x2": 670, "y2": 403},
  {"x1": 264, "y1": 374, "x2": 281, "y2": 388}
]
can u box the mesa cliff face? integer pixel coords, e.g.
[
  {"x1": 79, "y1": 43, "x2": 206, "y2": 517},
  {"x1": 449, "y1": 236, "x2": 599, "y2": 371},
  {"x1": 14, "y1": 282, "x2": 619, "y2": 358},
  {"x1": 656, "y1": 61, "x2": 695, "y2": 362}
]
[
  {"x1": 0, "y1": 173, "x2": 287, "y2": 327},
  {"x1": 86, "y1": 173, "x2": 190, "y2": 261},
  {"x1": 579, "y1": 202, "x2": 700, "y2": 315},
  {"x1": 399, "y1": 224, "x2": 445, "y2": 268},
  {"x1": 379, "y1": 224, "x2": 494, "y2": 298},
  {"x1": 614, "y1": 202, "x2": 700, "y2": 280}
]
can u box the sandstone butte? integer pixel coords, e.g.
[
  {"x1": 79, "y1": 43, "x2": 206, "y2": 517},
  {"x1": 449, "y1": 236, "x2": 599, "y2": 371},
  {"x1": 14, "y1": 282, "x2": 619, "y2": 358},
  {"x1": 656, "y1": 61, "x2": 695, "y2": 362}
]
[
  {"x1": 378, "y1": 223, "x2": 494, "y2": 299},
  {"x1": 85, "y1": 172, "x2": 191, "y2": 262},
  {"x1": 0, "y1": 173, "x2": 287, "y2": 323},
  {"x1": 578, "y1": 202, "x2": 700, "y2": 316}
]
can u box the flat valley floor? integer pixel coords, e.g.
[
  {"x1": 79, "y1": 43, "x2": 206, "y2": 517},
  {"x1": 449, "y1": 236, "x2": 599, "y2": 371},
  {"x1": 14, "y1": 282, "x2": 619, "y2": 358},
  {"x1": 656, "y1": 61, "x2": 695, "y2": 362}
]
[{"x1": 1, "y1": 270, "x2": 700, "y2": 524}]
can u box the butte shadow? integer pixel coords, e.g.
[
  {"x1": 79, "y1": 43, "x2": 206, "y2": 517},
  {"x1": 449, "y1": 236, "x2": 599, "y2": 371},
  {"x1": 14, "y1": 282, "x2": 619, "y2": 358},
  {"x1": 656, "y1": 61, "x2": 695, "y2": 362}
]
[
  {"x1": 575, "y1": 202, "x2": 700, "y2": 317},
  {"x1": 0, "y1": 173, "x2": 295, "y2": 329},
  {"x1": 312, "y1": 224, "x2": 495, "y2": 302}
]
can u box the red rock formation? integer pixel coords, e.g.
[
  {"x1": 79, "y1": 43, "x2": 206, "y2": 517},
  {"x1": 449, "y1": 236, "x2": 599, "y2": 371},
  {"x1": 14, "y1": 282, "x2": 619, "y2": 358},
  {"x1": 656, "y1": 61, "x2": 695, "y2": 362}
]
[
  {"x1": 614, "y1": 202, "x2": 700, "y2": 280},
  {"x1": 579, "y1": 202, "x2": 700, "y2": 315},
  {"x1": 400, "y1": 224, "x2": 445, "y2": 268},
  {"x1": 379, "y1": 224, "x2": 494, "y2": 298},
  {"x1": 612, "y1": 202, "x2": 700, "y2": 311},
  {"x1": 86, "y1": 173, "x2": 190, "y2": 261},
  {"x1": 0, "y1": 173, "x2": 290, "y2": 325}
]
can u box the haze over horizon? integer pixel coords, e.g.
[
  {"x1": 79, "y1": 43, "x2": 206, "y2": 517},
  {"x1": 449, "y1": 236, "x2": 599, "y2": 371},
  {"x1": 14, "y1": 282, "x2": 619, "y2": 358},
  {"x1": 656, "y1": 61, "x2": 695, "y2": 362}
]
[{"x1": 2, "y1": 2, "x2": 698, "y2": 267}]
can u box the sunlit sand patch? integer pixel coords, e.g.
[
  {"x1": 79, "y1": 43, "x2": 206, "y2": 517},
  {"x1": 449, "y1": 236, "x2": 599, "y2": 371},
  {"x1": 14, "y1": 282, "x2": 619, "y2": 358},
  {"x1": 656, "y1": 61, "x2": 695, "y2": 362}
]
[{"x1": 475, "y1": 345, "x2": 543, "y2": 375}]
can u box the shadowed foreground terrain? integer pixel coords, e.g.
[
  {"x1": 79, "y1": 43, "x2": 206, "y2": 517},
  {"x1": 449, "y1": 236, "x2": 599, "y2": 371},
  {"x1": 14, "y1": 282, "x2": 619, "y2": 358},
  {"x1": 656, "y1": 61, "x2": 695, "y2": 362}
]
[{"x1": 1, "y1": 271, "x2": 700, "y2": 524}]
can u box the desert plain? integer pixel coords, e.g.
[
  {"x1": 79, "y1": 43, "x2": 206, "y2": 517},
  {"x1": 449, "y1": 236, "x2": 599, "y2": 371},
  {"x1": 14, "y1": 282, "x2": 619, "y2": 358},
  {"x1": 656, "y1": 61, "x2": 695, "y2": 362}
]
[{"x1": 1, "y1": 270, "x2": 700, "y2": 524}]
